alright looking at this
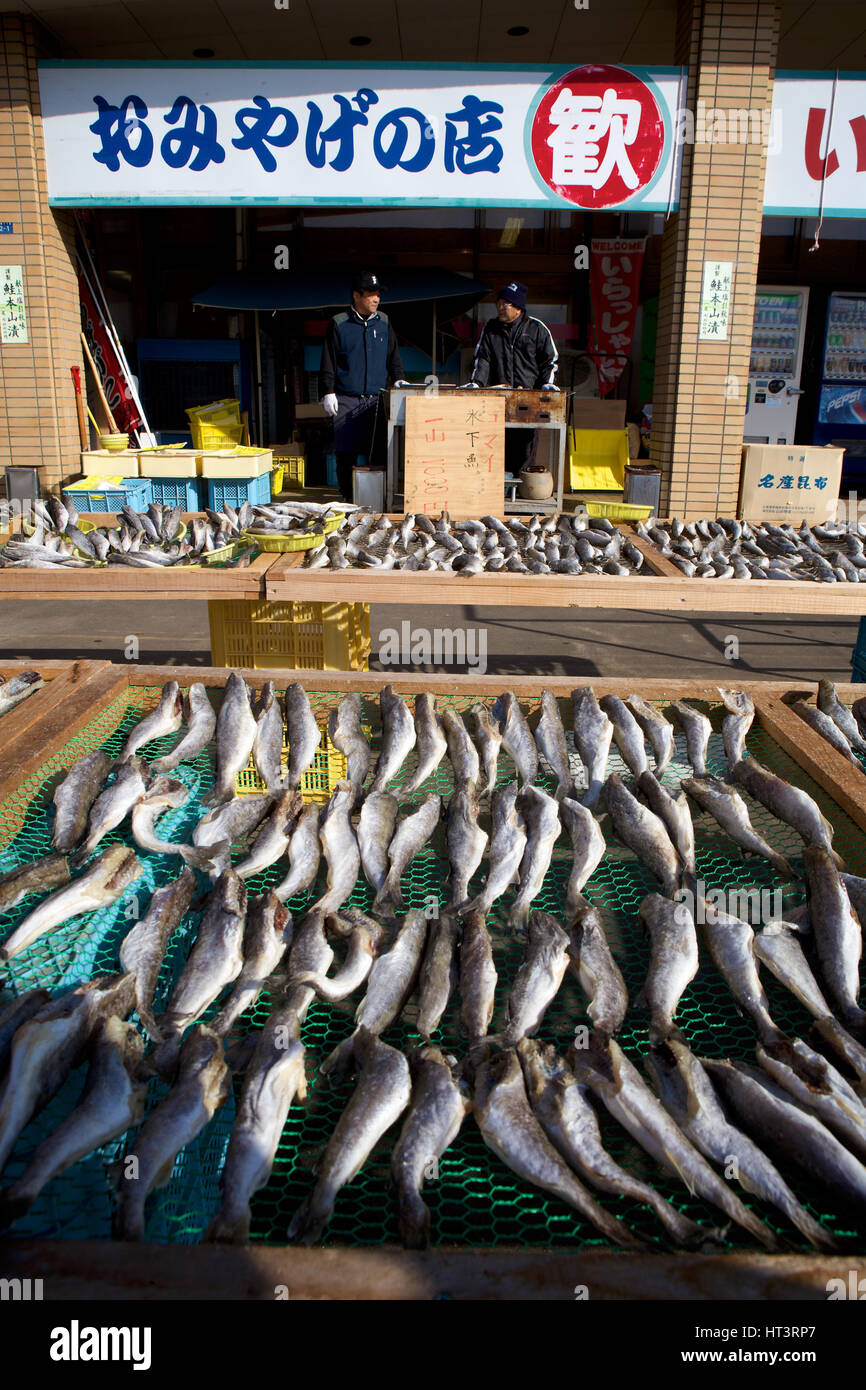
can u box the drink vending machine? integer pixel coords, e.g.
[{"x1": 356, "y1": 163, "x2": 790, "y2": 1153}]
[
  {"x1": 813, "y1": 292, "x2": 866, "y2": 469},
  {"x1": 743, "y1": 287, "x2": 809, "y2": 445}
]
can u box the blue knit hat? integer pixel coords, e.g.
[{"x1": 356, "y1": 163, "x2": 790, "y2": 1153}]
[{"x1": 497, "y1": 281, "x2": 528, "y2": 310}]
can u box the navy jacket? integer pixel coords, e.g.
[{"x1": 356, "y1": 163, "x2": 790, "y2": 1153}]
[
  {"x1": 469, "y1": 311, "x2": 558, "y2": 389},
  {"x1": 320, "y1": 307, "x2": 404, "y2": 397}
]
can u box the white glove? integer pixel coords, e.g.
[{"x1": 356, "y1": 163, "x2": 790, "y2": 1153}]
[
  {"x1": 393, "y1": 379, "x2": 411, "y2": 387},
  {"x1": 461, "y1": 381, "x2": 480, "y2": 389},
  {"x1": 322, "y1": 393, "x2": 339, "y2": 417}
]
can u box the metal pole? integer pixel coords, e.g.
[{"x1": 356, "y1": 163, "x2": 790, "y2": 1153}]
[
  {"x1": 432, "y1": 301, "x2": 437, "y2": 378},
  {"x1": 255, "y1": 309, "x2": 264, "y2": 447}
]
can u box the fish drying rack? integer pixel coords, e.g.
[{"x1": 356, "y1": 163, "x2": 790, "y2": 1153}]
[{"x1": 1, "y1": 661, "x2": 866, "y2": 1300}]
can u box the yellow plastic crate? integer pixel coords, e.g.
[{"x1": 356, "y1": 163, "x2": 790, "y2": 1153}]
[
  {"x1": 190, "y1": 419, "x2": 245, "y2": 450},
  {"x1": 185, "y1": 398, "x2": 241, "y2": 423},
  {"x1": 272, "y1": 455, "x2": 305, "y2": 489},
  {"x1": 350, "y1": 603, "x2": 371, "y2": 668},
  {"x1": 208, "y1": 600, "x2": 371, "y2": 671},
  {"x1": 235, "y1": 726, "x2": 348, "y2": 801},
  {"x1": 568, "y1": 427, "x2": 629, "y2": 492},
  {"x1": 271, "y1": 466, "x2": 285, "y2": 496},
  {"x1": 585, "y1": 499, "x2": 653, "y2": 522}
]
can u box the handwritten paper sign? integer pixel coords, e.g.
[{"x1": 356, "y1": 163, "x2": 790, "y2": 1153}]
[
  {"x1": 699, "y1": 259, "x2": 732, "y2": 341},
  {"x1": 404, "y1": 393, "x2": 505, "y2": 518},
  {"x1": 0, "y1": 266, "x2": 27, "y2": 344}
]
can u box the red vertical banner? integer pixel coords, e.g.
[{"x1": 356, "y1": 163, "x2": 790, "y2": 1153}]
[
  {"x1": 589, "y1": 236, "x2": 645, "y2": 396},
  {"x1": 77, "y1": 265, "x2": 142, "y2": 433}
]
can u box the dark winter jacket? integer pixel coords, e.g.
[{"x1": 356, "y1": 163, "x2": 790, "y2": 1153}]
[
  {"x1": 319, "y1": 307, "x2": 404, "y2": 397},
  {"x1": 469, "y1": 311, "x2": 558, "y2": 389}
]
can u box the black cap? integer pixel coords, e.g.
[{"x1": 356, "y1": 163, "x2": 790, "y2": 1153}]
[{"x1": 352, "y1": 270, "x2": 387, "y2": 294}]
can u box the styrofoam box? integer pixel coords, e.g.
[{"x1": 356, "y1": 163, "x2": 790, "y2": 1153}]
[
  {"x1": 138, "y1": 450, "x2": 201, "y2": 478},
  {"x1": 199, "y1": 449, "x2": 273, "y2": 479},
  {"x1": 80, "y1": 450, "x2": 141, "y2": 477}
]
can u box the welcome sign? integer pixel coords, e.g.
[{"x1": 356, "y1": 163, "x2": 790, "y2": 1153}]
[{"x1": 37, "y1": 61, "x2": 684, "y2": 212}]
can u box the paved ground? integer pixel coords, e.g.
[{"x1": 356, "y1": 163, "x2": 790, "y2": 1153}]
[{"x1": 0, "y1": 599, "x2": 858, "y2": 682}]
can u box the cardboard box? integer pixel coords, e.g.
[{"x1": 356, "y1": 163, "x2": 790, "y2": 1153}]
[
  {"x1": 570, "y1": 399, "x2": 627, "y2": 431},
  {"x1": 138, "y1": 449, "x2": 200, "y2": 478},
  {"x1": 199, "y1": 448, "x2": 273, "y2": 479},
  {"x1": 739, "y1": 444, "x2": 843, "y2": 523},
  {"x1": 80, "y1": 449, "x2": 140, "y2": 477}
]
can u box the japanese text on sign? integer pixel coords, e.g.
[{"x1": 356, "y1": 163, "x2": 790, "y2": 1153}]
[
  {"x1": 88, "y1": 89, "x2": 504, "y2": 177},
  {"x1": 0, "y1": 266, "x2": 27, "y2": 344},
  {"x1": 37, "y1": 63, "x2": 684, "y2": 210},
  {"x1": 589, "y1": 236, "x2": 645, "y2": 395},
  {"x1": 757, "y1": 473, "x2": 828, "y2": 490},
  {"x1": 404, "y1": 394, "x2": 505, "y2": 519},
  {"x1": 699, "y1": 260, "x2": 732, "y2": 340},
  {"x1": 764, "y1": 75, "x2": 866, "y2": 216}
]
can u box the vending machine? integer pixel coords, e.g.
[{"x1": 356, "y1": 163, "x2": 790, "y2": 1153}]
[
  {"x1": 743, "y1": 286, "x2": 809, "y2": 445},
  {"x1": 812, "y1": 292, "x2": 866, "y2": 467}
]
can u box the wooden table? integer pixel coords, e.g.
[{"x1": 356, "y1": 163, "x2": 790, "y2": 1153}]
[
  {"x1": 0, "y1": 516, "x2": 278, "y2": 602},
  {"x1": 2, "y1": 660, "x2": 866, "y2": 1299},
  {"x1": 5, "y1": 514, "x2": 866, "y2": 618},
  {"x1": 266, "y1": 530, "x2": 866, "y2": 615}
]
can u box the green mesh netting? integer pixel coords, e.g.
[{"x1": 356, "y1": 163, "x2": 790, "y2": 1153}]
[{"x1": 1, "y1": 686, "x2": 864, "y2": 1252}]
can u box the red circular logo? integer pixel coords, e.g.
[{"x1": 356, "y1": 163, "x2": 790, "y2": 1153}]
[{"x1": 531, "y1": 63, "x2": 664, "y2": 208}]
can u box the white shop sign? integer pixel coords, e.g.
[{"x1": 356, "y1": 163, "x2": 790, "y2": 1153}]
[
  {"x1": 37, "y1": 61, "x2": 683, "y2": 211},
  {"x1": 764, "y1": 74, "x2": 866, "y2": 218}
]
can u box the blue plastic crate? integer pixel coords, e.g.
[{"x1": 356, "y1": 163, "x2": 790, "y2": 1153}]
[
  {"x1": 62, "y1": 477, "x2": 151, "y2": 513},
  {"x1": 206, "y1": 474, "x2": 271, "y2": 510},
  {"x1": 146, "y1": 477, "x2": 205, "y2": 510}
]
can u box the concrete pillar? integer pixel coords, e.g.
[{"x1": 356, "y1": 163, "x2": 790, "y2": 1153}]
[
  {"x1": 651, "y1": 0, "x2": 780, "y2": 519},
  {"x1": 0, "y1": 15, "x2": 83, "y2": 491}
]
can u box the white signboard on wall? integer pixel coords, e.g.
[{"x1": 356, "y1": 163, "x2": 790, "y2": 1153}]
[
  {"x1": 764, "y1": 74, "x2": 866, "y2": 218},
  {"x1": 37, "y1": 61, "x2": 684, "y2": 211},
  {"x1": 699, "y1": 260, "x2": 732, "y2": 340},
  {"x1": 0, "y1": 266, "x2": 27, "y2": 344}
]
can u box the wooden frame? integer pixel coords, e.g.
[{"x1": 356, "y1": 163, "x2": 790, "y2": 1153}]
[
  {"x1": 1, "y1": 1239, "x2": 863, "y2": 1302},
  {"x1": 265, "y1": 530, "x2": 866, "y2": 615},
  {"x1": 0, "y1": 661, "x2": 127, "y2": 806},
  {"x1": 4, "y1": 514, "x2": 866, "y2": 614},
  {"x1": 2, "y1": 662, "x2": 866, "y2": 1299}
]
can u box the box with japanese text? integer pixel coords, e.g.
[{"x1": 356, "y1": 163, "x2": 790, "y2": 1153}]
[{"x1": 739, "y1": 444, "x2": 843, "y2": 523}]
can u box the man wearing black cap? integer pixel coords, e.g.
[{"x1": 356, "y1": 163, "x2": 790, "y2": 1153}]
[
  {"x1": 466, "y1": 281, "x2": 558, "y2": 475},
  {"x1": 320, "y1": 271, "x2": 408, "y2": 500}
]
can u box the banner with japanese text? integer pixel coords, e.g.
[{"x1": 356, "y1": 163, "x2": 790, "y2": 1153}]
[
  {"x1": 78, "y1": 265, "x2": 142, "y2": 434},
  {"x1": 38, "y1": 62, "x2": 683, "y2": 211},
  {"x1": 764, "y1": 75, "x2": 866, "y2": 217},
  {"x1": 589, "y1": 237, "x2": 645, "y2": 396}
]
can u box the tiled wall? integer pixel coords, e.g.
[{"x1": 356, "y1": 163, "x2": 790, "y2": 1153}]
[{"x1": 651, "y1": 0, "x2": 779, "y2": 519}]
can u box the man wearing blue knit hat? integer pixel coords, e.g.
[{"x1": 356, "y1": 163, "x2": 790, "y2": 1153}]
[
  {"x1": 467, "y1": 282, "x2": 558, "y2": 392},
  {"x1": 466, "y1": 281, "x2": 559, "y2": 473}
]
